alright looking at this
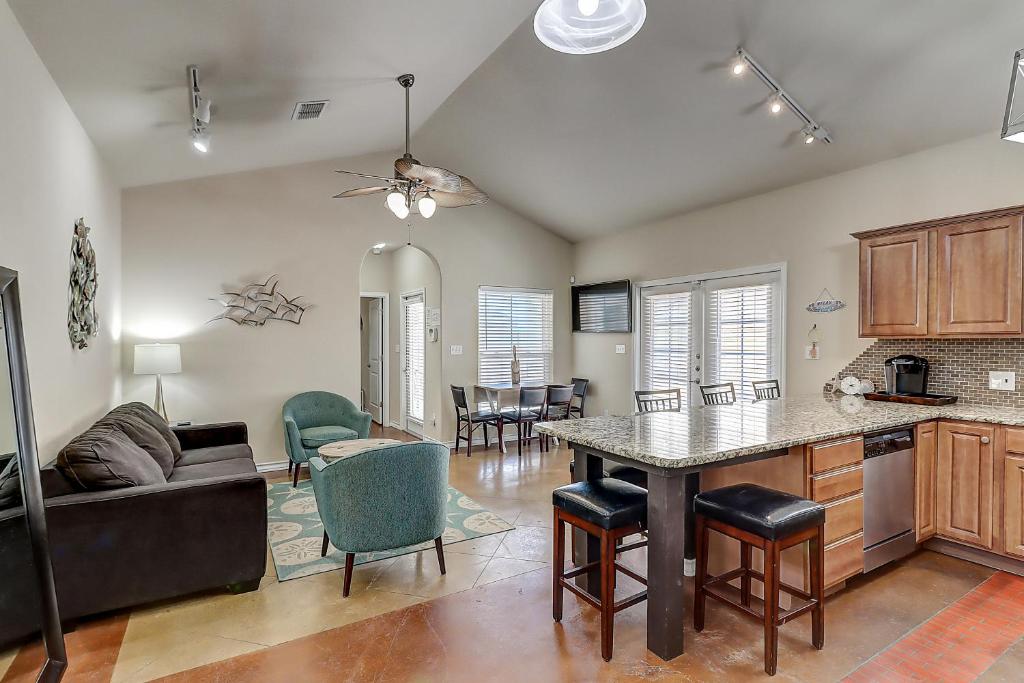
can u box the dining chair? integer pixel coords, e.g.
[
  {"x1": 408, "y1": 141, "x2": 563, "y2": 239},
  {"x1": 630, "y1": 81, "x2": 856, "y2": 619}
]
[
  {"x1": 451, "y1": 385, "x2": 500, "y2": 457},
  {"x1": 569, "y1": 377, "x2": 590, "y2": 418},
  {"x1": 752, "y1": 379, "x2": 782, "y2": 401},
  {"x1": 541, "y1": 384, "x2": 575, "y2": 452},
  {"x1": 501, "y1": 386, "x2": 547, "y2": 457},
  {"x1": 634, "y1": 388, "x2": 682, "y2": 413},
  {"x1": 700, "y1": 383, "x2": 736, "y2": 406}
]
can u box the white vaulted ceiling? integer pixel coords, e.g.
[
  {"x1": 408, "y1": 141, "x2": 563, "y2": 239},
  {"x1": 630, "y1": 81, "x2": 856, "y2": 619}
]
[{"x1": 10, "y1": 1, "x2": 1024, "y2": 241}]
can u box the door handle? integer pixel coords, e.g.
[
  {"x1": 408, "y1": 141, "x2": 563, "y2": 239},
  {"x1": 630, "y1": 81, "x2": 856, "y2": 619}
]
[{"x1": 981, "y1": 436, "x2": 991, "y2": 444}]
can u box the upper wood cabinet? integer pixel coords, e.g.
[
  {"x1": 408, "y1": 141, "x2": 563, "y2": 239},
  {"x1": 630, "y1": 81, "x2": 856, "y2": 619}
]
[
  {"x1": 936, "y1": 421, "x2": 994, "y2": 550},
  {"x1": 936, "y1": 216, "x2": 1023, "y2": 335},
  {"x1": 854, "y1": 206, "x2": 1024, "y2": 338},
  {"x1": 859, "y1": 230, "x2": 929, "y2": 337}
]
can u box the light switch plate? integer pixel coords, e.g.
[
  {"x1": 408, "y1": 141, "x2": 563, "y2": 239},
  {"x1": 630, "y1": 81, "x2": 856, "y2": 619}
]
[
  {"x1": 615, "y1": 344, "x2": 626, "y2": 354},
  {"x1": 989, "y1": 371, "x2": 1016, "y2": 391},
  {"x1": 394, "y1": 344, "x2": 400, "y2": 353},
  {"x1": 450, "y1": 345, "x2": 463, "y2": 356}
]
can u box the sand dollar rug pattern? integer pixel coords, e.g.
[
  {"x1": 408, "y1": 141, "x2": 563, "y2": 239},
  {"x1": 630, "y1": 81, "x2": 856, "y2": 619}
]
[{"x1": 267, "y1": 480, "x2": 514, "y2": 581}]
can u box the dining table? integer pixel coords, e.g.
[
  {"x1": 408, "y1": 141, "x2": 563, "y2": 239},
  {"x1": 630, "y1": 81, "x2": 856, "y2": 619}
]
[
  {"x1": 533, "y1": 394, "x2": 930, "y2": 661},
  {"x1": 473, "y1": 382, "x2": 547, "y2": 454}
]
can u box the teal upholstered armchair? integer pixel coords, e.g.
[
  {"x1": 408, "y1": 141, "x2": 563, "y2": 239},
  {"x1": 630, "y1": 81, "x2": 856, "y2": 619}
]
[
  {"x1": 282, "y1": 391, "x2": 372, "y2": 486},
  {"x1": 309, "y1": 441, "x2": 450, "y2": 596}
]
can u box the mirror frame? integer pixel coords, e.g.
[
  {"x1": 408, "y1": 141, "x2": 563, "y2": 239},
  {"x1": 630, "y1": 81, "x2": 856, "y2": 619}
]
[{"x1": 0, "y1": 266, "x2": 67, "y2": 681}]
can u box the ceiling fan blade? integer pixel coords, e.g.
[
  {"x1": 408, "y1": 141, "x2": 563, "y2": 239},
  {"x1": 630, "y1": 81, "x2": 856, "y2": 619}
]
[
  {"x1": 332, "y1": 186, "x2": 391, "y2": 199},
  {"x1": 432, "y1": 177, "x2": 489, "y2": 208},
  {"x1": 334, "y1": 169, "x2": 397, "y2": 183},
  {"x1": 395, "y1": 158, "x2": 462, "y2": 193}
]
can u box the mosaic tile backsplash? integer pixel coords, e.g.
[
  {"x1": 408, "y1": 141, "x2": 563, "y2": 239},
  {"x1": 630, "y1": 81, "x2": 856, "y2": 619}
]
[{"x1": 829, "y1": 338, "x2": 1024, "y2": 408}]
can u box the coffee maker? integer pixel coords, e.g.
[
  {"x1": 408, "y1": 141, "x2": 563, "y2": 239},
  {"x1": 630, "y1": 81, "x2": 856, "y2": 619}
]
[{"x1": 883, "y1": 355, "x2": 929, "y2": 395}]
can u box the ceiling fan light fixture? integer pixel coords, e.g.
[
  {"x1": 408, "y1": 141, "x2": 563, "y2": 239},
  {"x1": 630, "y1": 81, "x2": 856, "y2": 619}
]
[
  {"x1": 393, "y1": 201, "x2": 410, "y2": 220},
  {"x1": 386, "y1": 190, "x2": 406, "y2": 214},
  {"x1": 418, "y1": 194, "x2": 437, "y2": 219},
  {"x1": 534, "y1": 0, "x2": 646, "y2": 55}
]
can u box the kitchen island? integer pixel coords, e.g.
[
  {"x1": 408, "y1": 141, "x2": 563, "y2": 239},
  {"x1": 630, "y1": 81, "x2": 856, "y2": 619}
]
[{"x1": 535, "y1": 394, "x2": 1024, "y2": 661}]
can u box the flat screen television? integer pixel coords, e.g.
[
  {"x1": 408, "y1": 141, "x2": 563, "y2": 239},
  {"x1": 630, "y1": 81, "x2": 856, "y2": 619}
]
[{"x1": 572, "y1": 280, "x2": 632, "y2": 333}]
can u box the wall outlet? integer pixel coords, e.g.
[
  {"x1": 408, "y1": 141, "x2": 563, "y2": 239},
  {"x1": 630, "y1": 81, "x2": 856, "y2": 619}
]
[
  {"x1": 989, "y1": 371, "x2": 1016, "y2": 391},
  {"x1": 394, "y1": 344, "x2": 400, "y2": 353},
  {"x1": 450, "y1": 345, "x2": 463, "y2": 355},
  {"x1": 615, "y1": 344, "x2": 626, "y2": 354}
]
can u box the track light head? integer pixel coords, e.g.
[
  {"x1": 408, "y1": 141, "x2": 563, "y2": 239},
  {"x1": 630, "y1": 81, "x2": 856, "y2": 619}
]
[
  {"x1": 191, "y1": 128, "x2": 210, "y2": 153},
  {"x1": 768, "y1": 94, "x2": 783, "y2": 115},
  {"x1": 731, "y1": 59, "x2": 746, "y2": 77}
]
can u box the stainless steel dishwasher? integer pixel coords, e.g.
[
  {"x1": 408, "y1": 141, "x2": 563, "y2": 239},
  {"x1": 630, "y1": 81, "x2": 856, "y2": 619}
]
[{"x1": 863, "y1": 427, "x2": 918, "y2": 572}]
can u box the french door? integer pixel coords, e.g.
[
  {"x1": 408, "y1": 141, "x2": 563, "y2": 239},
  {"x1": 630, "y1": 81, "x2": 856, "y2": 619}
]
[
  {"x1": 636, "y1": 266, "x2": 783, "y2": 406},
  {"x1": 401, "y1": 291, "x2": 425, "y2": 434}
]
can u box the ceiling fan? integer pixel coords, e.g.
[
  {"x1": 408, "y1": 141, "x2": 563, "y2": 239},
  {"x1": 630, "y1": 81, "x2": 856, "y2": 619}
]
[{"x1": 332, "y1": 74, "x2": 488, "y2": 219}]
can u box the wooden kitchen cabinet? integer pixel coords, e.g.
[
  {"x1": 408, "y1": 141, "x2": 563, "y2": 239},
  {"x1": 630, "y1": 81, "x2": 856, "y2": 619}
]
[
  {"x1": 915, "y1": 421, "x2": 937, "y2": 542},
  {"x1": 935, "y1": 216, "x2": 1023, "y2": 335},
  {"x1": 853, "y1": 206, "x2": 1024, "y2": 338},
  {"x1": 1000, "y1": 427, "x2": 1024, "y2": 559},
  {"x1": 858, "y1": 230, "x2": 929, "y2": 337},
  {"x1": 936, "y1": 421, "x2": 995, "y2": 549}
]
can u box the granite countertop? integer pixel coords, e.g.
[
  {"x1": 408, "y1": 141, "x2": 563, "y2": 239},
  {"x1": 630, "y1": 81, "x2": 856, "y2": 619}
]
[{"x1": 533, "y1": 394, "x2": 1024, "y2": 469}]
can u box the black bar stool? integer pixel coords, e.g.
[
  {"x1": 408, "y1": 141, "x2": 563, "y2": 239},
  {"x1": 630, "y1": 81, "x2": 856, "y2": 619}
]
[
  {"x1": 693, "y1": 483, "x2": 826, "y2": 676},
  {"x1": 552, "y1": 478, "x2": 648, "y2": 661}
]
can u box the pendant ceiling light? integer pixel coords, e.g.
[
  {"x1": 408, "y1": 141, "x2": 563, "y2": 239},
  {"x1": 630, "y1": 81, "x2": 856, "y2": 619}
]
[{"x1": 534, "y1": 0, "x2": 646, "y2": 55}]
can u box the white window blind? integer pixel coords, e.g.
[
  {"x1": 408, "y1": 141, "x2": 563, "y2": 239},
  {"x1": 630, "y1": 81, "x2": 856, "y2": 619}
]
[
  {"x1": 478, "y1": 286, "x2": 553, "y2": 385},
  {"x1": 639, "y1": 287, "x2": 693, "y2": 402},
  {"x1": 575, "y1": 283, "x2": 630, "y2": 332},
  {"x1": 403, "y1": 293, "x2": 425, "y2": 423},
  {"x1": 705, "y1": 277, "x2": 780, "y2": 403}
]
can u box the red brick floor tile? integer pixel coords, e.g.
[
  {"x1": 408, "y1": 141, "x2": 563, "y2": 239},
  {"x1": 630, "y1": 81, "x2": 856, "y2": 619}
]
[{"x1": 843, "y1": 572, "x2": 1024, "y2": 683}]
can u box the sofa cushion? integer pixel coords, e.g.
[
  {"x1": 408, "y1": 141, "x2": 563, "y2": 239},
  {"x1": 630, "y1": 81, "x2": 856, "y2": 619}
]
[
  {"x1": 57, "y1": 426, "x2": 166, "y2": 490},
  {"x1": 300, "y1": 425, "x2": 358, "y2": 448},
  {"x1": 109, "y1": 403, "x2": 183, "y2": 463},
  {"x1": 97, "y1": 412, "x2": 174, "y2": 478},
  {"x1": 168, "y1": 457, "x2": 257, "y2": 482},
  {"x1": 176, "y1": 443, "x2": 254, "y2": 468},
  {"x1": 0, "y1": 456, "x2": 20, "y2": 510}
]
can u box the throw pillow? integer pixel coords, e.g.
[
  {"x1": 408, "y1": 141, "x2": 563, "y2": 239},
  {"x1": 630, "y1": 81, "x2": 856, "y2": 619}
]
[
  {"x1": 57, "y1": 425, "x2": 166, "y2": 490},
  {"x1": 111, "y1": 403, "x2": 183, "y2": 463},
  {"x1": 97, "y1": 411, "x2": 174, "y2": 478},
  {"x1": 0, "y1": 455, "x2": 20, "y2": 510}
]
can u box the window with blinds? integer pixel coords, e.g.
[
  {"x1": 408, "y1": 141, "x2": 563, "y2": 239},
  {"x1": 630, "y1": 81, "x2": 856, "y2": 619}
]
[
  {"x1": 639, "y1": 287, "x2": 693, "y2": 403},
  {"x1": 478, "y1": 286, "x2": 553, "y2": 385},
  {"x1": 402, "y1": 293, "x2": 425, "y2": 423},
  {"x1": 705, "y1": 278, "x2": 779, "y2": 403}
]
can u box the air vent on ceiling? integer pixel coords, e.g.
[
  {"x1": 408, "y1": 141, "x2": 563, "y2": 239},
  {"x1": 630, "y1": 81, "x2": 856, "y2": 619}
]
[{"x1": 291, "y1": 100, "x2": 329, "y2": 121}]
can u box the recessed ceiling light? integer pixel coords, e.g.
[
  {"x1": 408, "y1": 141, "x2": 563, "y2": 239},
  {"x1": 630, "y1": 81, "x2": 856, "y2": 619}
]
[{"x1": 534, "y1": 0, "x2": 647, "y2": 55}]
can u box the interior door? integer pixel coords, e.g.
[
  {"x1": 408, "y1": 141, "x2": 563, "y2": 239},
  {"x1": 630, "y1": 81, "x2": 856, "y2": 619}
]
[{"x1": 366, "y1": 298, "x2": 383, "y2": 424}]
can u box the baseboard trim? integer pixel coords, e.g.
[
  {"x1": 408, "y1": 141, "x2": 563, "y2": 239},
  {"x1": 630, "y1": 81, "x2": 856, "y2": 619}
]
[
  {"x1": 257, "y1": 460, "x2": 291, "y2": 473},
  {"x1": 924, "y1": 538, "x2": 1024, "y2": 576}
]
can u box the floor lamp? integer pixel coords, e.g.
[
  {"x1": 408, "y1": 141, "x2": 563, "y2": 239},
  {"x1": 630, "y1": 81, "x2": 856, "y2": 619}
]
[{"x1": 134, "y1": 343, "x2": 181, "y2": 421}]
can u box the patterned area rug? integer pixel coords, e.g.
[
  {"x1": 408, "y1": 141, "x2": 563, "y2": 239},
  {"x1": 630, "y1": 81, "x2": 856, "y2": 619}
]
[{"x1": 267, "y1": 480, "x2": 515, "y2": 581}]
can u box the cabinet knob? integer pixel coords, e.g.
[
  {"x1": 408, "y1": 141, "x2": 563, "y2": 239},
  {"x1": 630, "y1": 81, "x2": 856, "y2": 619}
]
[{"x1": 981, "y1": 436, "x2": 991, "y2": 444}]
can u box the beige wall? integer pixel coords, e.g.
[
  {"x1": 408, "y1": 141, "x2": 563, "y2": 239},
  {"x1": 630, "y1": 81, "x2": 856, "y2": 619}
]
[
  {"x1": 0, "y1": 3, "x2": 122, "y2": 461},
  {"x1": 572, "y1": 133, "x2": 1024, "y2": 418},
  {"x1": 121, "y1": 153, "x2": 572, "y2": 464}
]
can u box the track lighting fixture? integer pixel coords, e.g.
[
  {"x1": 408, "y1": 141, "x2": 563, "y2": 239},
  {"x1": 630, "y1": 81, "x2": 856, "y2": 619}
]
[
  {"x1": 731, "y1": 47, "x2": 831, "y2": 145},
  {"x1": 187, "y1": 65, "x2": 212, "y2": 154}
]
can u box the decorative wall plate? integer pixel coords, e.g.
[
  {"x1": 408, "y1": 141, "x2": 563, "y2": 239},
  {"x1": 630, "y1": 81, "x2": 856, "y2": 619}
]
[{"x1": 806, "y1": 288, "x2": 846, "y2": 313}]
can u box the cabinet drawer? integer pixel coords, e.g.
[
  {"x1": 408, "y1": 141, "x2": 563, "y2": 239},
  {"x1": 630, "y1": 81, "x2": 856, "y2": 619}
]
[
  {"x1": 1006, "y1": 427, "x2": 1024, "y2": 455},
  {"x1": 812, "y1": 465, "x2": 863, "y2": 503},
  {"x1": 811, "y1": 437, "x2": 864, "y2": 474},
  {"x1": 825, "y1": 532, "x2": 864, "y2": 587},
  {"x1": 824, "y1": 493, "x2": 864, "y2": 546}
]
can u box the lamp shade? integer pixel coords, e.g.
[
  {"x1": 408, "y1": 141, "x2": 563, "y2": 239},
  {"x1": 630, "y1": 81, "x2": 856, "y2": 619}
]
[{"x1": 134, "y1": 343, "x2": 181, "y2": 375}]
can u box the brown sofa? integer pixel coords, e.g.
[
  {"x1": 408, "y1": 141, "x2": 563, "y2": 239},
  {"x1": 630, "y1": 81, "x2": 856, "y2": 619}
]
[{"x1": 0, "y1": 404, "x2": 267, "y2": 646}]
